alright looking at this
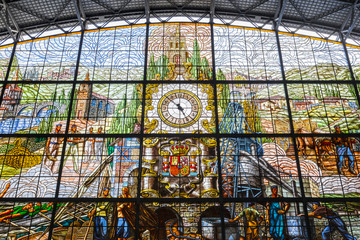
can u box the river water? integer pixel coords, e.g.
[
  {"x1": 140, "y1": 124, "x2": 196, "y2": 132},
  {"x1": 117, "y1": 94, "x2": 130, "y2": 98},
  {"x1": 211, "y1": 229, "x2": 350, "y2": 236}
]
[{"x1": 0, "y1": 109, "x2": 56, "y2": 134}]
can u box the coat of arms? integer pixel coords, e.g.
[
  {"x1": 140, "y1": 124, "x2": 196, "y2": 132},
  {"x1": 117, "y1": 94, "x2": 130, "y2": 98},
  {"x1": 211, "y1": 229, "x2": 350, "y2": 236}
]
[
  {"x1": 161, "y1": 141, "x2": 198, "y2": 177},
  {"x1": 159, "y1": 140, "x2": 201, "y2": 197}
]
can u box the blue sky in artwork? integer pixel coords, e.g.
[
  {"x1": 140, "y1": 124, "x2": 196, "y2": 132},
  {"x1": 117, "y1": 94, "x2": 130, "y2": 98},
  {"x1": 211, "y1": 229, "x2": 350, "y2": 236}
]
[{"x1": 12, "y1": 26, "x2": 146, "y2": 70}]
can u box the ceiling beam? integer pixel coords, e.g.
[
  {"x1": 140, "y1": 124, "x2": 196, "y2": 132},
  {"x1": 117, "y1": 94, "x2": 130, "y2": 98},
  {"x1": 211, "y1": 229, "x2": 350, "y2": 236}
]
[
  {"x1": 210, "y1": 0, "x2": 215, "y2": 23},
  {"x1": 145, "y1": 0, "x2": 150, "y2": 23},
  {"x1": 274, "y1": 0, "x2": 287, "y2": 30},
  {"x1": 0, "y1": 0, "x2": 19, "y2": 41},
  {"x1": 345, "y1": 12, "x2": 360, "y2": 39},
  {"x1": 72, "y1": 0, "x2": 86, "y2": 30},
  {"x1": 340, "y1": 0, "x2": 360, "y2": 40}
]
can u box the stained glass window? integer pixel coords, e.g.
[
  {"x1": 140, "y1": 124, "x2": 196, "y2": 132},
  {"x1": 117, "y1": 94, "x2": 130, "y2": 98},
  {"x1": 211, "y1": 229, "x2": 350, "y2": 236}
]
[{"x1": 0, "y1": 22, "x2": 359, "y2": 240}]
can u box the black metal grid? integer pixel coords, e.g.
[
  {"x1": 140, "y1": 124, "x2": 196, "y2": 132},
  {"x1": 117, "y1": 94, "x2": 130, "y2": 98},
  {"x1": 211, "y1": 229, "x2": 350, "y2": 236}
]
[{"x1": 0, "y1": 2, "x2": 359, "y2": 239}]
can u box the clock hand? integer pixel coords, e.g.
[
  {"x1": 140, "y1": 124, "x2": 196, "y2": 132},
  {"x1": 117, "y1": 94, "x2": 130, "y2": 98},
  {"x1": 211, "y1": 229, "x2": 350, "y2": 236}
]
[
  {"x1": 163, "y1": 94, "x2": 186, "y2": 116},
  {"x1": 176, "y1": 103, "x2": 187, "y2": 117},
  {"x1": 176, "y1": 103, "x2": 184, "y2": 112},
  {"x1": 163, "y1": 94, "x2": 179, "y2": 108}
]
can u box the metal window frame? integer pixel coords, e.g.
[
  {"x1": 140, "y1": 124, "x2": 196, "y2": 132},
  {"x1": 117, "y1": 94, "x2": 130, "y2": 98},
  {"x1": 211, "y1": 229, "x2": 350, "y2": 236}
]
[{"x1": 0, "y1": 8, "x2": 359, "y2": 240}]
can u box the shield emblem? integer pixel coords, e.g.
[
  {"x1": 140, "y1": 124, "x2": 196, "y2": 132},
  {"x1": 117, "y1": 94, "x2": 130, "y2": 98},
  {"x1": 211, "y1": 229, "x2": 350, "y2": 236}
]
[
  {"x1": 170, "y1": 156, "x2": 180, "y2": 176},
  {"x1": 170, "y1": 155, "x2": 190, "y2": 176}
]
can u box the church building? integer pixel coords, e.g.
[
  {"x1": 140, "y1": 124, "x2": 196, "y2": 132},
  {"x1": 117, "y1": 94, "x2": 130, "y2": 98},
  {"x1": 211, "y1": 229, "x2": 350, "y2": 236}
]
[{"x1": 75, "y1": 72, "x2": 115, "y2": 120}]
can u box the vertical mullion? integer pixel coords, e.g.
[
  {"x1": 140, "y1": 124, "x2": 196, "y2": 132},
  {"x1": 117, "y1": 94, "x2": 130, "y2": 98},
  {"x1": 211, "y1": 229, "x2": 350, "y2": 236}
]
[
  {"x1": 274, "y1": 23, "x2": 312, "y2": 238},
  {"x1": 210, "y1": 11, "x2": 226, "y2": 240},
  {"x1": 47, "y1": 30, "x2": 85, "y2": 240},
  {"x1": 341, "y1": 33, "x2": 360, "y2": 127},
  {"x1": 135, "y1": 18, "x2": 150, "y2": 240}
]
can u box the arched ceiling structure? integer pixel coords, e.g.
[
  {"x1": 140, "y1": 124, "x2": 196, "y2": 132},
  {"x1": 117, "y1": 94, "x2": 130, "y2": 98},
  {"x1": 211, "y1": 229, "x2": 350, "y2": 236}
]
[{"x1": 0, "y1": 0, "x2": 359, "y2": 45}]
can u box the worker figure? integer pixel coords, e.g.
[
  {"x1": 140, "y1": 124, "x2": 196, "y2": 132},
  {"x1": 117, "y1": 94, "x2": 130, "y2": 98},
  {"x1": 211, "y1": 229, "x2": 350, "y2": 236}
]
[
  {"x1": 83, "y1": 127, "x2": 95, "y2": 163},
  {"x1": 94, "y1": 127, "x2": 104, "y2": 162},
  {"x1": 64, "y1": 124, "x2": 83, "y2": 173},
  {"x1": 89, "y1": 187, "x2": 112, "y2": 240},
  {"x1": 0, "y1": 202, "x2": 54, "y2": 223},
  {"x1": 44, "y1": 123, "x2": 64, "y2": 172},
  {"x1": 331, "y1": 125, "x2": 356, "y2": 175},
  {"x1": 229, "y1": 202, "x2": 264, "y2": 240},
  {"x1": 298, "y1": 202, "x2": 357, "y2": 240}
]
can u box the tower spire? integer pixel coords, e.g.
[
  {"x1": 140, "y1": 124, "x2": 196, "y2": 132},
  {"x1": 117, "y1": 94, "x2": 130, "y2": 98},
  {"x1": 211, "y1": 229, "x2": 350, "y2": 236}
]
[
  {"x1": 85, "y1": 71, "x2": 90, "y2": 81},
  {"x1": 12, "y1": 67, "x2": 20, "y2": 81}
]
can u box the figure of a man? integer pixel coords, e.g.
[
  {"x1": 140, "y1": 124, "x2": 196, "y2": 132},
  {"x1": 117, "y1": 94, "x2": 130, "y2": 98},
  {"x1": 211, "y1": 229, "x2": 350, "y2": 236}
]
[
  {"x1": 89, "y1": 187, "x2": 112, "y2": 240},
  {"x1": 299, "y1": 202, "x2": 357, "y2": 240},
  {"x1": 83, "y1": 127, "x2": 95, "y2": 163},
  {"x1": 229, "y1": 202, "x2": 264, "y2": 240},
  {"x1": 44, "y1": 123, "x2": 64, "y2": 172},
  {"x1": 94, "y1": 127, "x2": 104, "y2": 162},
  {"x1": 266, "y1": 186, "x2": 290, "y2": 240},
  {"x1": 31, "y1": 202, "x2": 54, "y2": 215},
  {"x1": 64, "y1": 125, "x2": 82, "y2": 173},
  {"x1": 331, "y1": 125, "x2": 356, "y2": 175},
  {"x1": 116, "y1": 187, "x2": 133, "y2": 240},
  {"x1": 0, "y1": 203, "x2": 36, "y2": 222}
]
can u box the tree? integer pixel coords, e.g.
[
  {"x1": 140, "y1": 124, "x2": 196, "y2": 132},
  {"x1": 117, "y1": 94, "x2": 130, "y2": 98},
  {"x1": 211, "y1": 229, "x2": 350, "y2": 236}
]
[
  {"x1": 217, "y1": 69, "x2": 230, "y2": 113},
  {"x1": 147, "y1": 54, "x2": 169, "y2": 80},
  {"x1": 58, "y1": 89, "x2": 66, "y2": 104},
  {"x1": 243, "y1": 96, "x2": 260, "y2": 133},
  {"x1": 36, "y1": 112, "x2": 55, "y2": 142},
  {"x1": 348, "y1": 85, "x2": 359, "y2": 108},
  {"x1": 147, "y1": 54, "x2": 156, "y2": 80},
  {"x1": 188, "y1": 39, "x2": 202, "y2": 79},
  {"x1": 108, "y1": 87, "x2": 141, "y2": 155},
  {"x1": 65, "y1": 89, "x2": 78, "y2": 118},
  {"x1": 124, "y1": 86, "x2": 141, "y2": 132},
  {"x1": 157, "y1": 55, "x2": 169, "y2": 79},
  {"x1": 108, "y1": 95, "x2": 126, "y2": 155},
  {"x1": 201, "y1": 57, "x2": 210, "y2": 79}
]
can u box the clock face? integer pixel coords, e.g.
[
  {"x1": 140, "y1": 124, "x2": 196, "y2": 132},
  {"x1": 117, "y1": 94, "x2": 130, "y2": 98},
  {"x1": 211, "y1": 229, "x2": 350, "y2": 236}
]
[{"x1": 158, "y1": 90, "x2": 201, "y2": 127}]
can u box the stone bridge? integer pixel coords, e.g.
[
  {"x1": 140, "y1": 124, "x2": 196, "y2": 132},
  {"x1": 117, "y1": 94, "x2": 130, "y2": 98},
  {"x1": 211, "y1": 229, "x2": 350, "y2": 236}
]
[{"x1": 14, "y1": 101, "x2": 67, "y2": 117}]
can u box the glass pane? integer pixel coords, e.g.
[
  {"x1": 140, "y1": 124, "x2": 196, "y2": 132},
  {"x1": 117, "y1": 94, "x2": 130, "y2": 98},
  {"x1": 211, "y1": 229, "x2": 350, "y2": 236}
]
[
  {"x1": 12, "y1": 34, "x2": 80, "y2": 82},
  {"x1": 145, "y1": 83, "x2": 215, "y2": 134},
  {"x1": 217, "y1": 83, "x2": 290, "y2": 134},
  {"x1": 141, "y1": 137, "x2": 218, "y2": 198},
  {"x1": 279, "y1": 34, "x2": 350, "y2": 81},
  {"x1": 0, "y1": 83, "x2": 72, "y2": 134},
  {"x1": 0, "y1": 44, "x2": 13, "y2": 81},
  {"x1": 0, "y1": 201, "x2": 53, "y2": 238},
  {"x1": 59, "y1": 137, "x2": 140, "y2": 198},
  {"x1": 148, "y1": 23, "x2": 213, "y2": 81}
]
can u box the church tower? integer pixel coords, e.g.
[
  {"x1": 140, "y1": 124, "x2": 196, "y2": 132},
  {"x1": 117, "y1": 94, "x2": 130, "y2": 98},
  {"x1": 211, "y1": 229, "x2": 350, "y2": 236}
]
[
  {"x1": 167, "y1": 26, "x2": 189, "y2": 74},
  {"x1": 75, "y1": 72, "x2": 92, "y2": 119}
]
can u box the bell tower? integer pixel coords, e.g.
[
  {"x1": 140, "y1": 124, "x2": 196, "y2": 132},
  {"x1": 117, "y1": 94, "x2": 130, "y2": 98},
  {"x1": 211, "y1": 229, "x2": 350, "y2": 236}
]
[
  {"x1": 75, "y1": 72, "x2": 92, "y2": 119},
  {"x1": 167, "y1": 26, "x2": 189, "y2": 74}
]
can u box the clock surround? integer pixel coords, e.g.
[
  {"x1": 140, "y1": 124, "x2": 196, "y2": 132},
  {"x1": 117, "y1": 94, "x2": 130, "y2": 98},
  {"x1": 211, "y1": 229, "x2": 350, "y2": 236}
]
[{"x1": 158, "y1": 90, "x2": 202, "y2": 128}]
